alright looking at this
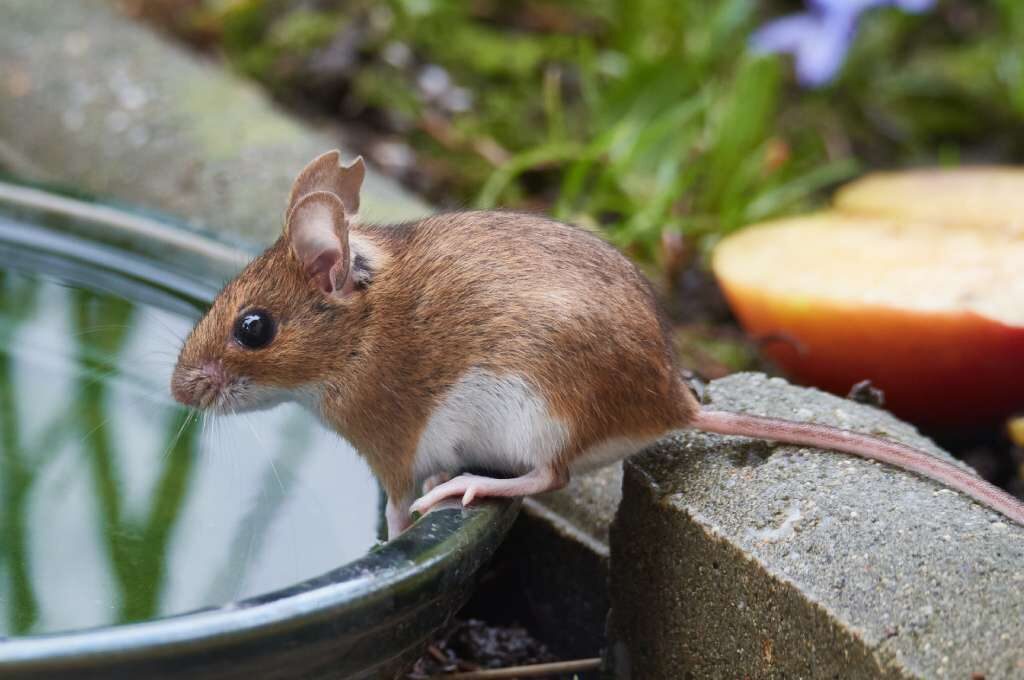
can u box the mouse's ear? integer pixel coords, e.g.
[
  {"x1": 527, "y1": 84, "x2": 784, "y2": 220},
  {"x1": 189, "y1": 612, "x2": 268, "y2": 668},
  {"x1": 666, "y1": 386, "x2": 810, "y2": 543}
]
[
  {"x1": 286, "y1": 150, "x2": 366, "y2": 222},
  {"x1": 335, "y1": 155, "x2": 366, "y2": 215},
  {"x1": 285, "y1": 190, "x2": 353, "y2": 297}
]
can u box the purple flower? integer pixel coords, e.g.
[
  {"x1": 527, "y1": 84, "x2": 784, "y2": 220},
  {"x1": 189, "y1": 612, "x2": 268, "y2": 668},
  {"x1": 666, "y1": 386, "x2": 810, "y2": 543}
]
[{"x1": 751, "y1": 0, "x2": 934, "y2": 87}]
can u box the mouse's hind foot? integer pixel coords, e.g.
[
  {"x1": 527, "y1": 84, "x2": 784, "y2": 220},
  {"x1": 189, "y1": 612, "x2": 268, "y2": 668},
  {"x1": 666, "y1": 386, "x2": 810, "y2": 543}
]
[{"x1": 409, "y1": 466, "x2": 568, "y2": 517}]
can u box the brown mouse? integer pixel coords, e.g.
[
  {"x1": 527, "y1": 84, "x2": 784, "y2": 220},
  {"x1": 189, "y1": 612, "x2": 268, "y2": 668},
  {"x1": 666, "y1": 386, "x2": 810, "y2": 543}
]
[{"x1": 171, "y1": 151, "x2": 1024, "y2": 539}]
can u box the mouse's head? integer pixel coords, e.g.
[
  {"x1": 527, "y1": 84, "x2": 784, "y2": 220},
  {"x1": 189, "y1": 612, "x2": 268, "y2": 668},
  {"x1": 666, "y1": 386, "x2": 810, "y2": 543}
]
[{"x1": 171, "y1": 151, "x2": 367, "y2": 414}]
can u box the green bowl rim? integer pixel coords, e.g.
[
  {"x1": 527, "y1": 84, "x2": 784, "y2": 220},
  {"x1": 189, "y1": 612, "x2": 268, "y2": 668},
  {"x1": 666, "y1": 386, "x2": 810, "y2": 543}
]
[{"x1": 0, "y1": 180, "x2": 518, "y2": 673}]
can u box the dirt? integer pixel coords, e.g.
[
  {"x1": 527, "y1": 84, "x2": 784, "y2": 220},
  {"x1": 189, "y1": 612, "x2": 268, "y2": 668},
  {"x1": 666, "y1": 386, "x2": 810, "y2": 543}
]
[
  {"x1": 406, "y1": 618, "x2": 562, "y2": 678},
  {"x1": 405, "y1": 533, "x2": 602, "y2": 680}
]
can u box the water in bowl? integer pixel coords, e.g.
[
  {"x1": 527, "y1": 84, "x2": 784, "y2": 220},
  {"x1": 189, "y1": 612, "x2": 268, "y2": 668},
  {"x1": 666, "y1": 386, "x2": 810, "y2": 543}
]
[{"x1": 0, "y1": 266, "x2": 379, "y2": 637}]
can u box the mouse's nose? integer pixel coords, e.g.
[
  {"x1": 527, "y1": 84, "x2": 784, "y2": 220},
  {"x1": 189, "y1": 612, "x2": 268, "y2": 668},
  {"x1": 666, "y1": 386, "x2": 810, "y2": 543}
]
[
  {"x1": 170, "y1": 366, "x2": 195, "y2": 406},
  {"x1": 171, "y1": 360, "x2": 229, "y2": 409}
]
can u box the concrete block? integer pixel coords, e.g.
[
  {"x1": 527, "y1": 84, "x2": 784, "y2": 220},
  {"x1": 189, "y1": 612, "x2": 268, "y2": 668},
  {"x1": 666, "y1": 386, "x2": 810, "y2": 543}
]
[{"x1": 609, "y1": 373, "x2": 1024, "y2": 679}]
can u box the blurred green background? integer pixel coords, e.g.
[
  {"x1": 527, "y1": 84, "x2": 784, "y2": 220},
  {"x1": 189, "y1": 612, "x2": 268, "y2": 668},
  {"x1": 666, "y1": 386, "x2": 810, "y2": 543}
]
[{"x1": 127, "y1": 0, "x2": 1024, "y2": 266}]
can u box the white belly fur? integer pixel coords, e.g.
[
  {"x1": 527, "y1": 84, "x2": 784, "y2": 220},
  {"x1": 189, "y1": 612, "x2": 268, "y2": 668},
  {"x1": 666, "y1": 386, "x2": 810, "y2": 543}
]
[{"x1": 412, "y1": 369, "x2": 569, "y2": 484}]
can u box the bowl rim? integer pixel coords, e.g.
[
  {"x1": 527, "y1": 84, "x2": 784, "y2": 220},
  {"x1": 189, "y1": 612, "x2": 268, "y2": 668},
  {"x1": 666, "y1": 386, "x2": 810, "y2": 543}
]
[{"x1": 0, "y1": 179, "x2": 518, "y2": 672}]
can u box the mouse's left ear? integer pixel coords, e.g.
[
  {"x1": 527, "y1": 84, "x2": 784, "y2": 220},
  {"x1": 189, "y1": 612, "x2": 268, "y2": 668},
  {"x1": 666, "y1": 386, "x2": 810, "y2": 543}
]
[
  {"x1": 285, "y1": 190, "x2": 354, "y2": 298},
  {"x1": 286, "y1": 150, "x2": 366, "y2": 223},
  {"x1": 335, "y1": 155, "x2": 365, "y2": 216}
]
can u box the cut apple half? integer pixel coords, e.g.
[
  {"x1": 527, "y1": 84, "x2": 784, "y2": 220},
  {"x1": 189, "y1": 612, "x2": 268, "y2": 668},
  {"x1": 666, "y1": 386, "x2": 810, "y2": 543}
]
[
  {"x1": 835, "y1": 167, "x2": 1024, "y2": 236},
  {"x1": 712, "y1": 213, "x2": 1024, "y2": 427}
]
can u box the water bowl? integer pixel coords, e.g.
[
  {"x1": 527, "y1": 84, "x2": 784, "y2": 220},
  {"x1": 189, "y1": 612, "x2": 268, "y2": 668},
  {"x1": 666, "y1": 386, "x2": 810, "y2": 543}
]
[{"x1": 0, "y1": 181, "x2": 518, "y2": 679}]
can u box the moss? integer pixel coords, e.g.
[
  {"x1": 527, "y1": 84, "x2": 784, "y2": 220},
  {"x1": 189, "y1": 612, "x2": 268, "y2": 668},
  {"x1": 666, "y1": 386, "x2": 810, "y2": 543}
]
[
  {"x1": 269, "y1": 10, "x2": 344, "y2": 52},
  {"x1": 673, "y1": 325, "x2": 761, "y2": 377},
  {"x1": 175, "y1": 73, "x2": 303, "y2": 159}
]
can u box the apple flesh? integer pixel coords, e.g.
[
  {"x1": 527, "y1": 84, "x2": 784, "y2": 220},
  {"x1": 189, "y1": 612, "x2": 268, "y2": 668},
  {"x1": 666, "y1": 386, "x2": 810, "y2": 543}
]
[
  {"x1": 835, "y1": 167, "x2": 1024, "y2": 236},
  {"x1": 712, "y1": 214, "x2": 1024, "y2": 427}
]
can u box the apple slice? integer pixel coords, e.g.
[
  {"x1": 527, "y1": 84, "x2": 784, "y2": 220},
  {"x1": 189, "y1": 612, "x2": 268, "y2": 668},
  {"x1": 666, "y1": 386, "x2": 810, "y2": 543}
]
[
  {"x1": 711, "y1": 213, "x2": 1024, "y2": 427},
  {"x1": 835, "y1": 167, "x2": 1024, "y2": 236}
]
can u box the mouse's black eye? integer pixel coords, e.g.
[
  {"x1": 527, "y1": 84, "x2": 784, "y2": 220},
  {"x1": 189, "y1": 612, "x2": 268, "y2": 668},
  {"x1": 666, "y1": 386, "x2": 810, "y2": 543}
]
[{"x1": 233, "y1": 309, "x2": 275, "y2": 349}]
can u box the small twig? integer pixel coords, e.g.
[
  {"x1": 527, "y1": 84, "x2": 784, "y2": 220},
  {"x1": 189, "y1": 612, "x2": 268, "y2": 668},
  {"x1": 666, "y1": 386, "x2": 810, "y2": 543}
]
[
  {"x1": 430, "y1": 657, "x2": 601, "y2": 679},
  {"x1": 419, "y1": 111, "x2": 510, "y2": 166},
  {"x1": 753, "y1": 331, "x2": 807, "y2": 356}
]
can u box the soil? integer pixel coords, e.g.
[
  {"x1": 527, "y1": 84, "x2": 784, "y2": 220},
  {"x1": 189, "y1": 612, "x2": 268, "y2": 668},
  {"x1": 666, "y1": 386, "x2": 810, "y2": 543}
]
[
  {"x1": 405, "y1": 543, "x2": 599, "y2": 680},
  {"x1": 406, "y1": 619, "x2": 562, "y2": 678}
]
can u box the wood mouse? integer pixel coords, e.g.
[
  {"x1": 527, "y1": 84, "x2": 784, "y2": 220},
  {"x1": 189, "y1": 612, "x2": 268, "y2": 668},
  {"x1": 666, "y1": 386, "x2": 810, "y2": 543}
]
[{"x1": 171, "y1": 151, "x2": 1024, "y2": 539}]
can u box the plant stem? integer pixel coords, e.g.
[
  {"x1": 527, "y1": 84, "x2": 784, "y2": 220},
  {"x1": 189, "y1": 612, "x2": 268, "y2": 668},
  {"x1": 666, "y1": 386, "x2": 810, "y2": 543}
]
[{"x1": 432, "y1": 657, "x2": 601, "y2": 679}]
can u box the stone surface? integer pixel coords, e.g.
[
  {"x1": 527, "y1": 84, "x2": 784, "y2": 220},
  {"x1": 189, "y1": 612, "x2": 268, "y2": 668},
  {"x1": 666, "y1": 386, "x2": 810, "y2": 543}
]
[
  {"x1": 510, "y1": 463, "x2": 622, "y2": 657},
  {"x1": 468, "y1": 410, "x2": 622, "y2": 659},
  {"x1": 526, "y1": 465, "x2": 622, "y2": 559},
  {"x1": 463, "y1": 384, "x2": 624, "y2": 660},
  {"x1": 609, "y1": 372, "x2": 1024, "y2": 679},
  {"x1": 0, "y1": 0, "x2": 428, "y2": 247}
]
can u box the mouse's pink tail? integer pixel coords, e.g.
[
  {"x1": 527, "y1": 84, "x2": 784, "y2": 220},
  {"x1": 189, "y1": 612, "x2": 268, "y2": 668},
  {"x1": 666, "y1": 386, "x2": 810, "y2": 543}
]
[{"x1": 691, "y1": 409, "x2": 1024, "y2": 527}]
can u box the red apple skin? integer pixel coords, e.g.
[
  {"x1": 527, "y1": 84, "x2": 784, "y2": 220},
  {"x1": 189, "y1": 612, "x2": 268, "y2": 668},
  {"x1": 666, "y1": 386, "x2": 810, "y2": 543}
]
[{"x1": 718, "y1": 280, "x2": 1024, "y2": 428}]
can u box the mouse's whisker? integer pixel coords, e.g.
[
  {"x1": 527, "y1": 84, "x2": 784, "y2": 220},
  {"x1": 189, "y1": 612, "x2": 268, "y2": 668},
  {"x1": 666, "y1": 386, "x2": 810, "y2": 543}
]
[
  {"x1": 159, "y1": 409, "x2": 195, "y2": 464},
  {"x1": 133, "y1": 349, "x2": 179, "y2": 361},
  {"x1": 202, "y1": 411, "x2": 216, "y2": 468},
  {"x1": 268, "y1": 457, "x2": 287, "y2": 498},
  {"x1": 242, "y1": 412, "x2": 266, "y2": 448},
  {"x1": 87, "y1": 369, "x2": 175, "y2": 407},
  {"x1": 69, "y1": 324, "x2": 134, "y2": 339},
  {"x1": 59, "y1": 278, "x2": 136, "y2": 306},
  {"x1": 121, "y1": 358, "x2": 176, "y2": 374},
  {"x1": 134, "y1": 307, "x2": 191, "y2": 346},
  {"x1": 74, "y1": 415, "x2": 114, "y2": 452},
  {"x1": 75, "y1": 363, "x2": 167, "y2": 402},
  {"x1": 200, "y1": 410, "x2": 212, "y2": 446}
]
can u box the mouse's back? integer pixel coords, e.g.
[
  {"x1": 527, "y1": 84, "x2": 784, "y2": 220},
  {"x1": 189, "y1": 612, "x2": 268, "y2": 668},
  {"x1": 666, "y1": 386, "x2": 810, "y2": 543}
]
[
  {"x1": 349, "y1": 211, "x2": 694, "y2": 478},
  {"x1": 172, "y1": 150, "x2": 700, "y2": 534}
]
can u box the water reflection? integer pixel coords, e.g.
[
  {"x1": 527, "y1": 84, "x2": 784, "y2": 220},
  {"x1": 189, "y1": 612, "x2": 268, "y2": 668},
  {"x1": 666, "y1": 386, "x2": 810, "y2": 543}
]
[{"x1": 0, "y1": 268, "x2": 379, "y2": 636}]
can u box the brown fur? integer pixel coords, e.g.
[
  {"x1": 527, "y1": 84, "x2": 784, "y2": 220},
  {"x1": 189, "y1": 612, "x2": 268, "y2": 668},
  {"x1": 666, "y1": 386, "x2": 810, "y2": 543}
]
[
  {"x1": 173, "y1": 209, "x2": 699, "y2": 503},
  {"x1": 173, "y1": 152, "x2": 700, "y2": 507},
  {"x1": 175, "y1": 152, "x2": 1024, "y2": 531},
  {"x1": 337, "y1": 212, "x2": 698, "y2": 494}
]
